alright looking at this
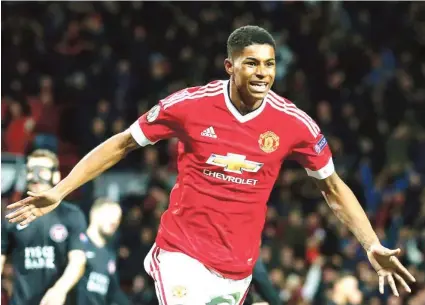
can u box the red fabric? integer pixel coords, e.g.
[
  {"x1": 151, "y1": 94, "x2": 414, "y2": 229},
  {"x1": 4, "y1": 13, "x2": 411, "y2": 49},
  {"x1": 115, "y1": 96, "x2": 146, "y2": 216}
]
[
  {"x1": 131, "y1": 80, "x2": 334, "y2": 280},
  {"x1": 34, "y1": 104, "x2": 60, "y2": 135},
  {"x1": 4, "y1": 118, "x2": 33, "y2": 155},
  {"x1": 28, "y1": 98, "x2": 43, "y2": 123}
]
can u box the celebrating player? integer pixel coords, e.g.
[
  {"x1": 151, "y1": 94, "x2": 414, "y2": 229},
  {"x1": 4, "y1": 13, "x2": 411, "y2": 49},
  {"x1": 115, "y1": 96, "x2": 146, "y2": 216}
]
[
  {"x1": 76, "y1": 198, "x2": 130, "y2": 305},
  {"x1": 2, "y1": 149, "x2": 87, "y2": 305},
  {"x1": 7, "y1": 26, "x2": 416, "y2": 304}
]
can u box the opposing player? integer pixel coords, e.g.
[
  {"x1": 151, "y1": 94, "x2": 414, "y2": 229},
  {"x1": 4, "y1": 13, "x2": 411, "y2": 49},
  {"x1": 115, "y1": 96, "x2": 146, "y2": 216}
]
[
  {"x1": 7, "y1": 26, "x2": 416, "y2": 304},
  {"x1": 245, "y1": 259, "x2": 281, "y2": 305},
  {"x1": 76, "y1": 198, "x2": 130, "y2": 305},
  {"x1": 1, "y1": 149, "x2": 87, "y2": 305}
]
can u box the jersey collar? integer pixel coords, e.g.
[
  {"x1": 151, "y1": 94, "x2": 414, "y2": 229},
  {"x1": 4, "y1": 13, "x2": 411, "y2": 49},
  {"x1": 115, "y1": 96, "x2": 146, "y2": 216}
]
[{"x1": 222, "y1": 80, "x2": 267, "y2": 123}]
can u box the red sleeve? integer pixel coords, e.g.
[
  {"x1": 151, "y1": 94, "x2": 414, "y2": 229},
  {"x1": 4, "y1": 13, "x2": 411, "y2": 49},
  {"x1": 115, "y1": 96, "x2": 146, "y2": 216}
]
[
  {"x1": 290, "y1": 122, "x2": 334, "y2": 180},
  {"x1": 129, "y1": 89, "x2": 188, "y2": 146}
]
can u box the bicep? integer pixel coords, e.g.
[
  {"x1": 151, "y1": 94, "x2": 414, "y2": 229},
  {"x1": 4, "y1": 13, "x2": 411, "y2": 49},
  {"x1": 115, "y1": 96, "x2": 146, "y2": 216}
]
[
  {"x1": 290, "y1": 130, "x2": 334, "y2": 179},
  {"x1": 119, "y1": 129, "x2": 140, "y2": 153}
]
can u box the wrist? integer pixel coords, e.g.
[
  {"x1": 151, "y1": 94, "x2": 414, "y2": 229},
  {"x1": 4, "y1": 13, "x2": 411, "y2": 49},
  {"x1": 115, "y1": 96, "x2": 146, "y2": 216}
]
[
  {"x1": 52, "y1": 183, "x2": 71, "y2": 201},
  {"x1": 365, "y1": 241, "x2": 382, "y2": 253}
]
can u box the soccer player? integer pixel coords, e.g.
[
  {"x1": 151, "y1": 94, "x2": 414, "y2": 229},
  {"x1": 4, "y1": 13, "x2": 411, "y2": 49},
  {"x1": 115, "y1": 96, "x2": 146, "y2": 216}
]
[
  {"x1": 76, "y1": 198, "x2": 130, "y2": 305},
  {"x1": 7, "y1": 25, "x2": 416, "y2": 304},
  {"x1": 1, "y1": 149, "x2": 87, "y2": 305}
]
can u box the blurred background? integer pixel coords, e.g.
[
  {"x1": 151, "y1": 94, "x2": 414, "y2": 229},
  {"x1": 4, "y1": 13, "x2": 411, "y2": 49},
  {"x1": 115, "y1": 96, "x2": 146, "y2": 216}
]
[{"x1": 1, "y1": 1, "x2": 425, "y2": 305}]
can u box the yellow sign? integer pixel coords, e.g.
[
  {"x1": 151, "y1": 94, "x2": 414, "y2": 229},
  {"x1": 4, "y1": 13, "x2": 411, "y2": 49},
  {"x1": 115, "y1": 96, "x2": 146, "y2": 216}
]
[
  {"x1": 206, "y1": 153, "x2": 263, "y2": 174},
  {"x1": 258, "y1": 131, "x2": 279, "y2": 153}
]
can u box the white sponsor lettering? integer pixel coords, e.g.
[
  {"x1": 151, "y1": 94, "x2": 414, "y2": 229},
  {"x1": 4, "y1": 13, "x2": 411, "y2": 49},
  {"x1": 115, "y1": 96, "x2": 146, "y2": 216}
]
[
  {"x1": 203, "y1": 169, "x2": 258, "y2": 185},
  {"x1": 87, "y1": 272, "x2": 110, "y2": 295},
  {"x1": 24, "y1": 246, "x2": 55, "y2": 269}
]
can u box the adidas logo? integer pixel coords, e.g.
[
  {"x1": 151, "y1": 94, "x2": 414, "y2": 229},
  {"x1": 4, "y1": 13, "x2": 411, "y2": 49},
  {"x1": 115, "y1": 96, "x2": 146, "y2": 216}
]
[{"x1": 201, "y1": 126, "x2": 217, "y2": 138}]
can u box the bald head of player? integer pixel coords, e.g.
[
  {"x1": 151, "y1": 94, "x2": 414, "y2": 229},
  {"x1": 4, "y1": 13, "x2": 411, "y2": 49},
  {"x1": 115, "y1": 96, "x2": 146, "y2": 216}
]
[
  {"x1": 224, "y1": 25, "x2": 276, "y2": 112},
  {"x1": 26, "y1": 149, "x2": 61, "y2": 193},
  {"x1": 88, "y1": 198, "x2": 122, "y2": 241}
]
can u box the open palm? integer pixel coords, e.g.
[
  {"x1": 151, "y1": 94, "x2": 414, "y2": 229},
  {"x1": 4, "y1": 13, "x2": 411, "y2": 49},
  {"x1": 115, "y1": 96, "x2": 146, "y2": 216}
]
[
  {"x1": 367, "y1": 244, "x2": 416, "y2": 296},
  {"x1": 6, "y1": 190, "x2": 62, "y2": 226}
]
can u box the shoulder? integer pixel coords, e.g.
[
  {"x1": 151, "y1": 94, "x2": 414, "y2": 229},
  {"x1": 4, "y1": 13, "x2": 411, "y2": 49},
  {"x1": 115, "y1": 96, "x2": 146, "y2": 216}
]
[
  {"x1": 58, "y1": 201, "x2": 85, "y2": 215},
  {"x1": 159, "y1": 80, "x2": 225, "y2": 110},
  {"x1": 265, "y1": 90, "x2": 321, "y2": 138},
  {"x1": 57, "y1": 202, "x2": 87, "y2": 224}
]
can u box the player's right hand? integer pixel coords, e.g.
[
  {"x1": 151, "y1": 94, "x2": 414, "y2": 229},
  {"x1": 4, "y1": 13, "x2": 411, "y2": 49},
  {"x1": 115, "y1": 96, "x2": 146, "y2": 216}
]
[{"x1": 6, "y1": 189, "x2": 63, "y2": 226}]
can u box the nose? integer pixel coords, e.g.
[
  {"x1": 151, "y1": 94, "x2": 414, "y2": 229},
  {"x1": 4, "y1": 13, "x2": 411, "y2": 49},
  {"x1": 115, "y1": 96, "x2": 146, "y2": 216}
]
[{"x1": 255, "y1": 65, "x2": 266, "y2": 79}]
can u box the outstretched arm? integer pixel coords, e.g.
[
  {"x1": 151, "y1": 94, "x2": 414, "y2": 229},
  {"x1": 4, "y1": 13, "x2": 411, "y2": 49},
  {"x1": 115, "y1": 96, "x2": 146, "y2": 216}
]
[
  {"x1": 7, "y1": 130, "x2": 139, "y2": 225},
  {"x1": 315, "y1": 172, "x2": 416, "y2": 296},
  {"x1": 315, "y1": 172, "x2": 380, "y2": 251},
  {"x1": 54, "y1": 130, "x2": 139, "y2": 199}
]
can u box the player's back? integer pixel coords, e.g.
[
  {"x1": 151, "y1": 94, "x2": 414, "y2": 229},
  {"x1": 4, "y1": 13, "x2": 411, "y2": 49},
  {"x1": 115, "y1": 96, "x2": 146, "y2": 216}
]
[{"x1": 131, "y1": 80, "x2": 332, "y2": 279}]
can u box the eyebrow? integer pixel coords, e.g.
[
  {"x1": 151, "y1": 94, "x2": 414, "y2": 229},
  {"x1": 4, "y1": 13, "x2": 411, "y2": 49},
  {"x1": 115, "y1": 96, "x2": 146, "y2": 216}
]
[{"x1": 244, "y1": 57, "x2": 275, "y2": 62}]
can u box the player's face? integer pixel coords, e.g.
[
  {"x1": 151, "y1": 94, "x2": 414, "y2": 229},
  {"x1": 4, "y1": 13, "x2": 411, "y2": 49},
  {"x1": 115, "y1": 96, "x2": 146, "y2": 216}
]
[
  {"x1": 226, "y1": 44, "x2": 276, "y2": 104},
  {"x1": 97, "y1": 205, "x2": 122, "y2": 237},
  {"x1": 26, "y1": 157, "x2": 58, "y2": 193}
]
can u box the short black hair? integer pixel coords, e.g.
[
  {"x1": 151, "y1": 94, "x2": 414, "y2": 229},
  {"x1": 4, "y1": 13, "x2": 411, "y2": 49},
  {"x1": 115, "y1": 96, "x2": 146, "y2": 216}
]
[{"x1": 227, "y1": 25, "x2": 276, "y2": 58}]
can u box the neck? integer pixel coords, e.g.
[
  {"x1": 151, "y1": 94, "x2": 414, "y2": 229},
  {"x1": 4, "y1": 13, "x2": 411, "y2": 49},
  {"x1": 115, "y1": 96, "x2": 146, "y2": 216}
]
[
  {"x1": 229, "y1": 78, "x2": 263, "y2": 115},
  {"x1": 86, "y1": 225, "x2": 106, "y2": 248}
]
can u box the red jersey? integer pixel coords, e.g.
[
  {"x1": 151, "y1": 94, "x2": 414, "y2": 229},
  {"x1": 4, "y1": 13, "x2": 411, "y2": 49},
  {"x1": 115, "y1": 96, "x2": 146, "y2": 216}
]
[{"x1": 130, "y1": 80, "x2": 334, "y2": 279}]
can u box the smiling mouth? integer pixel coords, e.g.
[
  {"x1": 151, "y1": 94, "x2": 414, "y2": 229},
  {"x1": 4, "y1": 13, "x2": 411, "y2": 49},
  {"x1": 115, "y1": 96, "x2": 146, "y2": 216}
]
[{"x1": 249, "y1": 81, "x2": 268, "y2": 92}]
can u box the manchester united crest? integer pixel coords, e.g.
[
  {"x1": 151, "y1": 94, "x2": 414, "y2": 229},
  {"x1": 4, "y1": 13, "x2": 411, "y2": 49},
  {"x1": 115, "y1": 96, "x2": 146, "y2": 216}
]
[{"x1": 258, "y1": 131, "x2": 279, "y2": 153}]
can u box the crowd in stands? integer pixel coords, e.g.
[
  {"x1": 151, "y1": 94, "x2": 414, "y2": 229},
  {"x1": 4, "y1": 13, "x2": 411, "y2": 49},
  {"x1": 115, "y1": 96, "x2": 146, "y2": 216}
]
[{"x1": 2, "y1": 2, "x2": 425, "y2": 304}]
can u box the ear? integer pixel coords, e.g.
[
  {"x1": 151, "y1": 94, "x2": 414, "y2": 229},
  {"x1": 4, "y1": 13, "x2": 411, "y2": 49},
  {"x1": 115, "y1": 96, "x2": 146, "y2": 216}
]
[
  {"x1": 224, "y1": 58, "x2": 234, "y2": 76},
  {"x1": 52, "y1": 171, "x2": 61, "y2": 185}
]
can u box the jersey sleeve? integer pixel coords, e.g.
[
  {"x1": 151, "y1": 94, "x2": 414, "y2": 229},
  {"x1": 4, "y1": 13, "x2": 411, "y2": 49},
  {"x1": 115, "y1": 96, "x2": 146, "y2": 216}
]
[
  {"x1": 129, "y1": 89, "x2": 188, "y2": 146},
  {"x1": 290, "y1": 121, "x2": 335, "y2": 180},
  {"x1": 66, "y1": 207, "x2": 88, "y2": 252}
]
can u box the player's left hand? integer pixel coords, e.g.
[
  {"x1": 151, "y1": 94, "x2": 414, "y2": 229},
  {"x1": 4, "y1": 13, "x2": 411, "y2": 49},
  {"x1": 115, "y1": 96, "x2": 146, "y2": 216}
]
[
  {"x1": 367, "y1": 243, "x2": 416, "y2": 297},
  {"x1": 40, "y1": 286, "x2": 67, "y2": 305}
]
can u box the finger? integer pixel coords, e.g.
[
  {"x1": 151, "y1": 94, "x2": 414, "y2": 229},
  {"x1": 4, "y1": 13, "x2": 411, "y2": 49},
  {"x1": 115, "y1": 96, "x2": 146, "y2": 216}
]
[
  {"x1": 9, "y1": 211, "x2": 33, "y2": 224},
  {"x1": 6, "y1": 205, "x2": 31, "y2": 219},
  {"x1": 379, "y1": 275, "x2": 384, "y2": 294},
  {"x1": 387, "y1": 274, "x2": 399, "y2": 297},
  {"x1": 394, "y1": 273, "x2": 412, "y2": 293},
  {"x1": 6, "y1": 197, "x2": 33, "y2": 210},
  {"x1": 20, "y1": 214, "x2": 37, "y2": 226},
  {"x1": 391, "y1": 256, "x2": 416, "y2": 282}
]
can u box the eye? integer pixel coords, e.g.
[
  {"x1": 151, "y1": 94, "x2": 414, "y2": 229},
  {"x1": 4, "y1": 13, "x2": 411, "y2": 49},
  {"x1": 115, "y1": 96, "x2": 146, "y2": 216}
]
[
  {"x1": 266, "y1": 62, "x2": 275, "y2": 67},
  {"x1": 246, "y1": 62, "x2": 256, "y2": 67}
]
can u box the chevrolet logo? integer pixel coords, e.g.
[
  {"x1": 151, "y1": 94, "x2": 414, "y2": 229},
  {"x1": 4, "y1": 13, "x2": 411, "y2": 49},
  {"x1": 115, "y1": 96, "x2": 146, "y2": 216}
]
[{"x1": 206, "y1": 153, "x2": 263, "y2": 174}]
